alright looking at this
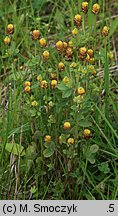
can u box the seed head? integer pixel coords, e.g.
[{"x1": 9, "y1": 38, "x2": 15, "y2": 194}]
[{"x1": 66, "y1": 47, "x2": 73, "y2": 60}]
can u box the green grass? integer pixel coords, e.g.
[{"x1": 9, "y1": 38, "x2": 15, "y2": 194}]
[{"x1": 0, "y1": 0, "x2": 118, "y2": 200}]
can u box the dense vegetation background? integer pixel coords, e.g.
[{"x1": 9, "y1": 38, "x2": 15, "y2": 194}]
[{"x1": 0, "y1": 0, "x2": 118, "y2": 199}]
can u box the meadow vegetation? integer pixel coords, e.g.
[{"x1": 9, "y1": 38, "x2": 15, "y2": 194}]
[{"x1": 0, "y1": 0, "x2": 118, "y2": 199}]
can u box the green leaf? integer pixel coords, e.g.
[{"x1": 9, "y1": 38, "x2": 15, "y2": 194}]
[
  {"x1": 62, "y1": 89, "x2": 72, "y2": 98},
  {"x1": 26, "y1": 144, "x2": 36, "y2": 158},
  {"x1": 57, "y1": 83, "x2": 69, "y2": 91},
  {"x1": 26, "y1": 57, "x2": 39, "y2": 67},
  {"x1": 87, "y1": 155, "x2": 95, "y2": 164},
  {"x1": 90, "y1": 144, "x2": 99, "y2": 154},
  {"x1": 55, "y1": 9, "x2": 64, "y2": 26},
  {"x1": 43, "y1": 148, "x2": 54, "y2": 158},
  {"x1": 79, "y1": 119, "x2": 92, "y2": 127},
  {"x1": 98, "y1": 162, "x2": 110, "y2": 174},
  {"x1": 30, "y1": 186, "x2": 37, "y2": 194},
  {"x1": 43, "y1": 142, "x2": 55, "y2": 158},
  {"x1": 5, "y1": 143, "x2": 25, "y2": 156},
  {"x1": 17, "y1": 52, "x2": 28, "y2": 63}
]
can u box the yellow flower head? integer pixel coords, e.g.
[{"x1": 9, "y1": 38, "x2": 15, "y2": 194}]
[
  {"x1": 24, "y1": 81, "x2": 31, "y2": 87},
  {"x1": 68, "y1": 41, "x2": 73, "y2": 47},
  {"x1": 74, "y1": 14, "x2": 82, "y2": 27},
  {"x1": 67, "y1": 138, "x2": 75, "y2": 144},
  {"x1": 6, "y1": 24, "x2": 14, "y2": 34},
  {"x1": 56, "y1": 40, "x2": 63, "y2": 51},
  {"x1": 44, "y1": 135, "x2": 51, "y2": 142},
  {"x1": 40, "y1": 80, "x2": 48, "y2": 89},
  {"x1": 51, "y1": 79, "x2": 57, "y2": 89},
  {"x1": 79, "y1": 47, "x2": 87, "y2": 56},
  {"x1": 24, "y1": 86, "x2": 31, "y2": 93},
  {"x1": 31, "y1": 100, "x2": 38, "y2": 107},
  {"x1": 83, "y1": 129, "x2": 91, "y2": 138},
  {"x1": 63, "y1": 42, "x2": 68, "y2": 50},
  {"x1": 87, "y1": 49, "x2": 94, "y2": 58},
  {"x1": 77, "y1": 87, "x2": 85, "y2": 95},
  {"x1": 58, "y1": 62, "x2": 65, "y2": 71},
  {"x1": 32, "y1": 29, "x2": 40, "y2": 40},
  {"x1": 92, "y1": 3, "x2": 100, "y2": 15},
  {"x1": 102, "y1": 26, "x2": 109, "y2": 37},
  {"x1": 43, "y1": 50, "x2": 50, "y2": 60},
  {"x1": 63, "y1": 122, "x2": 71, "y2": 130},
  {"x1": 81, "y1": 2, "x2": 89, "y2": 13},
  {"x1": 39, "y1": 38, "x2": 46, "y2": 47},
  {"x1": 72, "y1": 28, "x2": 78, "y2": 36},
  {"x1": 4, "y1": 37, "x2": 11, "y2": 45}
]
